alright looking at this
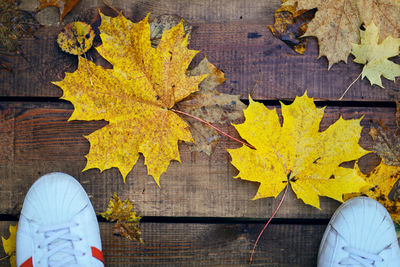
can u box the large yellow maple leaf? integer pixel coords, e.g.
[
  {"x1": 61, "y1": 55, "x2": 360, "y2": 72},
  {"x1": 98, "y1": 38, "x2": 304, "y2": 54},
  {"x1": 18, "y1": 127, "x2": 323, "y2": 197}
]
[
  {"x1": 53, "y1": 12, "x2": 206, "y2": 185},
  {"x1": 351, "y1": 22, "x2": 400, "y2": 88},
  {"x1": 228, "y1": 93, "x2": 369, "y2": 209},
  {"x1": 283, "y1": 0, "x2": 400, "y2": 68}
]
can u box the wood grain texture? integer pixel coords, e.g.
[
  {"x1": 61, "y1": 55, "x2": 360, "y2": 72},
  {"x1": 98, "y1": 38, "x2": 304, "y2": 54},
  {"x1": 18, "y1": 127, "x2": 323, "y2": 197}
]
[
  {"x1": 1, "y1": 3, "x2": 399, "y2": 100},
  {"x1": 0, "y1": 221, "x2": 325, "y2": 266},
  {"x1": 0, "y1": 102, "x2": 393, "y2": 218}
]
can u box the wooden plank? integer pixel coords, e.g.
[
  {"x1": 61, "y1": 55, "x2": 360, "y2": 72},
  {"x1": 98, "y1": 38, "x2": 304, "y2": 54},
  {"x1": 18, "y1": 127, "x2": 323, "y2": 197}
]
[
  {"x1": 0, "y1": 102, "x2": 393, "y2": 218},
  {"x1": 0, "y1": 221, "x2": 325, "y2": 266},
  {"x1": 1, "y1": 4, "x2": 399, "y2": 100},
  {"x1": 0, "y1": 221, "x2": 398, "y2": 266}
]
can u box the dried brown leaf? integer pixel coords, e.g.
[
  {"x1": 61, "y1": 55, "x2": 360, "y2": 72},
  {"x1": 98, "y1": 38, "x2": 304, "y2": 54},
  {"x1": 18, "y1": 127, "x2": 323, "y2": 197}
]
[
  {"x1": 284, "y1": 0, "x2": 400, "y2": 68},
  {"x1": 100, "y1": 192, "x2": 143, "y2": 243},
  {"x1": 176, "y1": 58, "x2": 246, "y2": 155},
  {"x1": 369, "y1": 101, "x2": 400, "y2": 166},
  {"x1": 267, "y1": 2, "x2": 316, "y2": 54},
  {"x1": 38, "y1": 0, "x2": 80, "y2": 22}
]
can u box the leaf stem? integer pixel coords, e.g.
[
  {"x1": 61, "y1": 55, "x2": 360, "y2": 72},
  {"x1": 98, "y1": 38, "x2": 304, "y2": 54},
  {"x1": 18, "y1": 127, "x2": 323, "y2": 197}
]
[
  {"x1": 0, "y1": 255, "x2": 10, "y2": 261},
  {"x1": 170, "y1": 108, "x2": 256, "y2": 150},
  {"x1": 249, "y1": 184, "x2": 289, "y2": 264},
  {"x1": 339, "y1": 72, "x2": 361, "y2": 100}
]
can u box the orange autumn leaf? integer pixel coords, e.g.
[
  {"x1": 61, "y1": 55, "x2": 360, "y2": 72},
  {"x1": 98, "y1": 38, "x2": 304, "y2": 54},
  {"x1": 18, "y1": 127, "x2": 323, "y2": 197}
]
[
  {"x1": 38, "y1": 0, "x2": 80, "y2": 22},
  {"x1": 228, "y1": 93, "x2": 369, "y2": 209},
  {"x1": 53, "y1": 12, "x2": 206, "y2": 185}
]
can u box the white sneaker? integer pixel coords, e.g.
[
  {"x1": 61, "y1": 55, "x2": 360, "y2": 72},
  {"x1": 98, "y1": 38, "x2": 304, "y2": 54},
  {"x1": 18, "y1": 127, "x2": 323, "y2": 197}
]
[
  {"x1": 318, "y1": 196, "x2": 400, "y2": 267},
  {"x1": 16, "y1": 173, "x2": 104, "y2": 267}
]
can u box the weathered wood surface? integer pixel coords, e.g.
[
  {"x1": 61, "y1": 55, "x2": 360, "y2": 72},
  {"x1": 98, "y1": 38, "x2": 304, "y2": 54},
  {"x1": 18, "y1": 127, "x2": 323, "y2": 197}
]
[
  {"x1": 0, "y1": 101, "x2": 392, "y2": 218},
  {"x1": 0, "y1": 221, "x2": 326, "y2": 266},
  {"x1": 1, "y1": 1, "x2": 399, "y2": 100}
]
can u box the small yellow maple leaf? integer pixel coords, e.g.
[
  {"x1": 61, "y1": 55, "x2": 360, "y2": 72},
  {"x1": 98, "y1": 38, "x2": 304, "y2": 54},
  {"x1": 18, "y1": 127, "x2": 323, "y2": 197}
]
[
  {"x1": 53, "y1": 12, "x2": 206, "y2": 185},
  {"x1": 57, "y1": 21, "x2": 95, "y2": 56},
  {"x1": 1, "y1": 224, "x2": 17, "y2": 267},
  {"x1": 344, "y1": 161, "x2": 400, "y2": 221},
  {"x1": 228, "y1": 92, "x2": 369, "y2": 209},
  {"x1": 351, "y1": 22, "x2": 400, "y2": 88},
  {"x1": 100, "y1": 192, "x2": 143, "y2": 243}
]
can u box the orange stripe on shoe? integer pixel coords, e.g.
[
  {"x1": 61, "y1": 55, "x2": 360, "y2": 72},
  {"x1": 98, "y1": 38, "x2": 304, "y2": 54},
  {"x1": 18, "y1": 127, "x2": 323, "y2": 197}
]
[
  {"x1": 91, "y1": 246, "x2": 104, "y2": 264},
  {"x1": 19, "y1": 257, "x2": 33, "y2": 267}
]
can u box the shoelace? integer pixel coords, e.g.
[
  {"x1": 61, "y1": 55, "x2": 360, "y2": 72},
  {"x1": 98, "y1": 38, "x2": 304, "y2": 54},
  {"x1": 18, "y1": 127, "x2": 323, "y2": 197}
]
[
  {"x1": 339, "y1": 246, "x2": 384, "y2": 266},
  {"x1": 37, "y1": 222, "x2": 85, "y2": 267}
]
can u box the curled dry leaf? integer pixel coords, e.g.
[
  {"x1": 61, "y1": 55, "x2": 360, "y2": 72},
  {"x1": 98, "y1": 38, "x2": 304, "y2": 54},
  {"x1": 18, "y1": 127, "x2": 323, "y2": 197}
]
[
  {"x1": 176, "y1": 58, "x2": 246, "y2": 155},
  {"x1": 228, "y1": 92, "x2": 369, "y2": 209},
  {"x1": 38, "y1": 0, "x2": 80, "y2": 22},
  {"x1": 0, "y1": 0, "x2": 40, "y2": 51},
  {"x1": 100, "y1": 192, "x2": 143, "y2": 243},
  {"x1": 284, "y1": 0, "x2": 400, "y2": 68},
  {"x1": 53, "y1": 12, "x2": 206, "y2": 185},
  {"x1": 267, "y1": 1, "x2": 316, "y2": 54},
  {"x1": 351, "y1": 22, "x2": 400, "y2": 88},
  {"x1": 344, "y1": 161, "x2": 400, "y2": 222},
  {"x1": 1, "y1": 224, "x2": 17, "y2": 267},
  {"x1": 369, "y1": 101, "x2": 400, "y2": 166},
  {"x1": 57, "y1": 21, "x2": 95, "y2": 55}
]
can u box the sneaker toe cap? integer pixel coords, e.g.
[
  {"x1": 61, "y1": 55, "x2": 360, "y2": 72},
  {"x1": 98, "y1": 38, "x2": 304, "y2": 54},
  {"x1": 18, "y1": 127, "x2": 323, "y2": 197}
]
[
  {"x1": 21, "y1": 172, "x2": 90, "y2": 225},
  {"x1": 331, "y1": 197, "x2": 397, "y2": 254}
]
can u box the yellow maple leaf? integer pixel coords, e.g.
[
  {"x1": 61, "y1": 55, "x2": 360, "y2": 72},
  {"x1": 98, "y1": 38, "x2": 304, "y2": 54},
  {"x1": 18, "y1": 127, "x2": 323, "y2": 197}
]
[
  {"x1": 283, "y1": 0, "x2": 400, "y2": 68},
  {"x1": 100, "y1": 192, "x2": 143, "y2": 243},
  {"x1": 344, "y1": 161, "x2": 400, "y2": 221},
  {"x1": 351, "y1": 22, "x2": 400, "y2": 88},
  {"x1": 1, "y1": 224, "x2": 17, "y2": 267},
  {"x1": 228, "y1": 92, "x2": 369, "y2": 209},
  {"x1": 53, "y1": 12, "x2": 206, "y2": 185}
]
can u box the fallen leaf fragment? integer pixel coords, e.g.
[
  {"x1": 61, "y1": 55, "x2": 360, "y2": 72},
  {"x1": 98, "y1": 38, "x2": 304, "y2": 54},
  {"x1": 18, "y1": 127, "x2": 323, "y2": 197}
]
[
  {"x1": 100, "y1": 192, "x2": 143, "y2": 243},
  {"x1": 369, "y1": 102, "x2": 400, "y2": 166},
  {"x1": 38, "y1": 0, "x2": 80, "y2": 22},
  {"x1": 283, "y1": 0, "x2": 400, "y2": 68},
  {"x1": 267, "y1": 1, "x2": 316, "y2": 54},
  {"x1": 150, "y1": 14, "x2": 192, "y2": 47},
  {"x1": 57, "y1": 21, "x2": 95, "y2": 55},
  {"x1": 53, "y1": 12, "x2": 206, "y2": 185},
  {"x1": 1, "y1": 224, "x2": 17, "y2": 267},
  {"x1": 228, "y1": 92, "x2": 369, "y2": 209},
  {"x1": 344, "y1": 161, "x2": 400, "y2": 221},
  {"x1": 176, "y1": 58, "x2": 246, "y2": 155},
  {"x1": 351, "y1": 22, "x2": 400, "y2": 88}
]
